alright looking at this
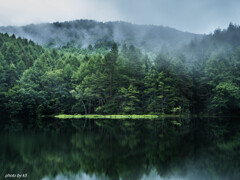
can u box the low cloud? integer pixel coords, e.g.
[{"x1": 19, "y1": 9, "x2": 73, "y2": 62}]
[{"x1": 0, "y1": 0, "x2": 239, "y2": 33}]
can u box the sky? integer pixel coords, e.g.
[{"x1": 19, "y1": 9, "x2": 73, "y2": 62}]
[{"x1": 0, "y1": 0, "x2": 239, "y2": 34}]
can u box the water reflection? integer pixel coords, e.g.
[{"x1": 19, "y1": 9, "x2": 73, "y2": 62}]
[{"x1": 0, "y1": 117, "x2": 240, "y2": 180}]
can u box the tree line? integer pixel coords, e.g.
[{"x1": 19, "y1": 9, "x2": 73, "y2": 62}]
[{"x1": 0, "y1": 24, "x2": 240, "y2": 117}]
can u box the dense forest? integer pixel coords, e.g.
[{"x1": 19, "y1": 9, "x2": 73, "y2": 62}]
[{"x1": 0, "y1": 22, "x2": 240, "y2": 117}]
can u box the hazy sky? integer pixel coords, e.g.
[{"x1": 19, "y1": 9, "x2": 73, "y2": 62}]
[{"x1": 0, "y1": 0, "x2": 239, "y2": 34}]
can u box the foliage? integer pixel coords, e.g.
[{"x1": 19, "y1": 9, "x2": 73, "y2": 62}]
[
  {"x1": 54, "y1": 114, "x2": 159, "y2": 119},
  {"x1": 1, "y1": 24, "x2": 240, "y2": 117}
]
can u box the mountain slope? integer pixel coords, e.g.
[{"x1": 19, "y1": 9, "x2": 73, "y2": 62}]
[{"x1": 0, "y1": 20, "x2": 202, "y2": 51}]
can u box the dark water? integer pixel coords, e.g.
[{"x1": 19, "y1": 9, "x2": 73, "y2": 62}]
[{"x1": 0, "y1": 117, "x2": 240, "y2": 180}]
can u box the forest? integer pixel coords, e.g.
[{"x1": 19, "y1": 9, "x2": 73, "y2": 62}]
[{"x1": 0, "y1": 23, "x2": 240, "y2": 117}]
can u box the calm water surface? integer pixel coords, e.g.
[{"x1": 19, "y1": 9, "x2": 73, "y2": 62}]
[{"x1": 0, "y1": 117, "x2": 240, "y2": 180}]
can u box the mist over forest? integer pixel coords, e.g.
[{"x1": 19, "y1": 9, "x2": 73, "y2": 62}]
[
  {"x1": 0, "y1": 20, "x2": 202, "y2": 51},
  {"x1": 2, "y1": 0, "x2": 240, "y2": 178},
  {"x1": 0, "y1": 20, "x2": 240, "y2": 117}
]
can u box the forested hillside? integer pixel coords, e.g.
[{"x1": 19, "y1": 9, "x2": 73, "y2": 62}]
[
  {"x1": 0, "y1": 20, "x2": 202, "y2": 51},
  {"x1": 0, "y1": 24, "x2": 240, "y2": 117},
  {"x1": 0, "y1": 33, "x2": 44, "y2": 115}
]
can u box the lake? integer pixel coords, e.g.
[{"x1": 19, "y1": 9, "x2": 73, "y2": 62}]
[{"x1": 0, "y1": 117, "x2": 239, "y2": 180}]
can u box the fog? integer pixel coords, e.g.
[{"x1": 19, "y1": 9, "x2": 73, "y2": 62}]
[
  {"x1": 0, "y1": 20, "x2": 202, "y2": 51},
  {"x1": 0, "y1": 0, "x2": 240, "y2": 34}
]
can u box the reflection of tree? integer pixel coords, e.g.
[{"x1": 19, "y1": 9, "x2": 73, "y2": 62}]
[
  {"x1": 195, "y1": 118, "x2": 240, "y2": 179},
  {"x1": 0, "y1": 117, "x2": 239, "y2": 180}
]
